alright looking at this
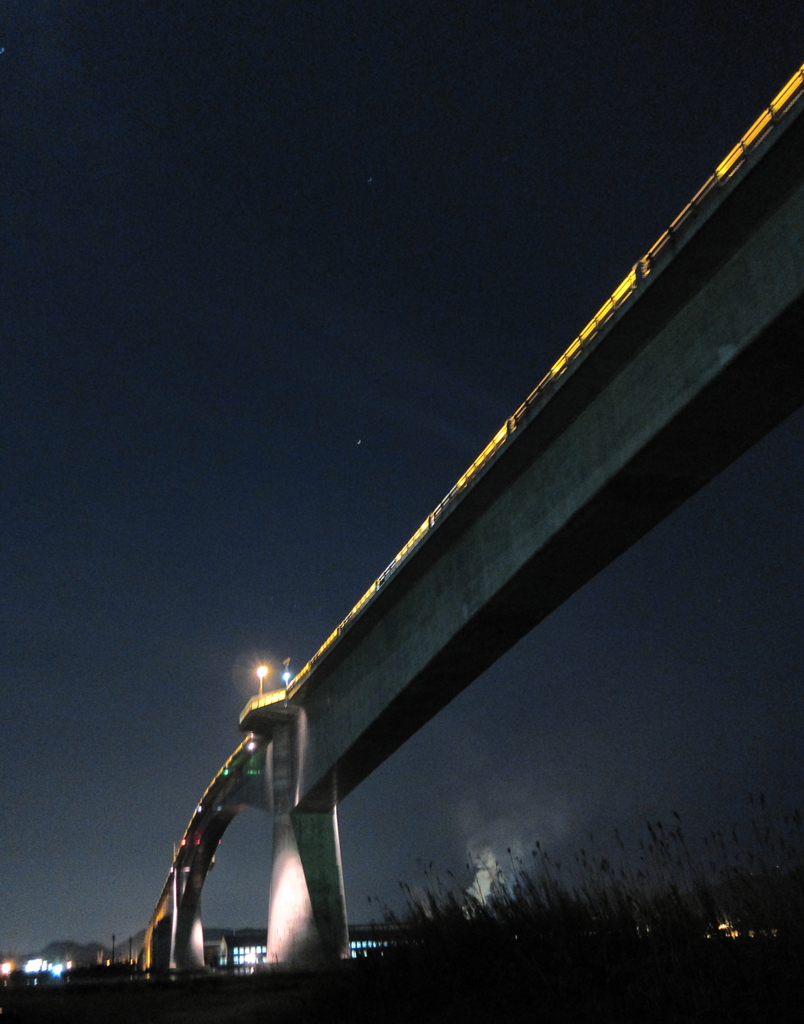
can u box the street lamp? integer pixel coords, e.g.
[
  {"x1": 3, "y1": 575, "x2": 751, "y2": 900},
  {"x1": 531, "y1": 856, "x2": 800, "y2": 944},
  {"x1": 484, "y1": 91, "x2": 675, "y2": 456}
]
[{"x1": 256, "y1": 665, "x2": 269, "y2": 696}]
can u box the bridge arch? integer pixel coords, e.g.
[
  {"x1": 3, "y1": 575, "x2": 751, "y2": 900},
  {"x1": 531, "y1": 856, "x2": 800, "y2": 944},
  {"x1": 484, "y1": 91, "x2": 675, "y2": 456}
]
[{"x1": 141, "y1": 737, "x2": 271, "y2": 971}]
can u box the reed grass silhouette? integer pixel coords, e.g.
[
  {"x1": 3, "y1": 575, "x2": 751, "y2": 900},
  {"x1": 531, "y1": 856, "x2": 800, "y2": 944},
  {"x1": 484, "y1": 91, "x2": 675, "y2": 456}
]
[{"x1": 328, "y1": 798, "x2": 804, "y2": 1023}]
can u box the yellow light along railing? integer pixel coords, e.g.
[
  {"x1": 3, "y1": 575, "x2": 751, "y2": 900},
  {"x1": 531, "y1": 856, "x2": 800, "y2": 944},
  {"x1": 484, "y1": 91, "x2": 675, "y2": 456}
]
[
  {"x1": 772, "y1": 66, "x2": 804, "y2": 113},
  {"x1": 239, "y1": 687, "x2": 289, "y2": 724},
  {"x1": 286, "y1": 61, "x2": 804, "y2": 701}
]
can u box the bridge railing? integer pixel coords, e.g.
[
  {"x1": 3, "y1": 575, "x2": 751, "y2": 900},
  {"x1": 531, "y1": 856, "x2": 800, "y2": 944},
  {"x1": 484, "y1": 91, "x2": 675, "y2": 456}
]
[
  {"x1": 144, "y1": 736, "x2": 256, "y2": 939},
  {"x1": 239, "y1": 686, "x2": 289, "y2": 724},
  {"x1": 287, "y1": 61, "x2": 804, "y2": 702}
]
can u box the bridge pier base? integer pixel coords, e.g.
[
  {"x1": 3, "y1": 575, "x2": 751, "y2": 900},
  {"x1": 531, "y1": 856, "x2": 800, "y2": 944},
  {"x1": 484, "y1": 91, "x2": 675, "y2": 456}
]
[
  {"x1": 265, "y1": 810, "x2": 348, "y2": 965},
  {"x1": 173, "y1": 899, "x2": 205, "y2": 970},
  {"x1": 291, "y1": 808, "x2": 349, "y2": 960},
  {"x1": 266, "y1": 717, "x2": 348, "y2": 965}
]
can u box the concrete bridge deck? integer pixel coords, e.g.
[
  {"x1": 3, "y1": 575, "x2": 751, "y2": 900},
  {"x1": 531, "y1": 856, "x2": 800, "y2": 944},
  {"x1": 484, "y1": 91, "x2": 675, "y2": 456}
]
[
  {"x1": 262, "y1": 62, "x2": 804, "y2": 812},
  {"x1": 146, "y1": 62, "x2": 804, "y2": 969}
]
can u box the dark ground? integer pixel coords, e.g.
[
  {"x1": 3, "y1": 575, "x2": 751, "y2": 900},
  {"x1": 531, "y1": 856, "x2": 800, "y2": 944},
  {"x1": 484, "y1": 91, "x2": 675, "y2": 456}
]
[
  {"x1": 2, "y1": 957, "x2": 801, "y2": 1024},
  {"x1": 0, "y1": 973, "x2": 321, "y2": 1024}
]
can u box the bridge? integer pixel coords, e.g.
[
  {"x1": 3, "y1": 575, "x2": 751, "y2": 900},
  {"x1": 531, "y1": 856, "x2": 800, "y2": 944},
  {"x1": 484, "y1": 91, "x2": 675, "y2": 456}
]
[{"x1": 142, "y1": 63, "x2": 804, "y2": 970}]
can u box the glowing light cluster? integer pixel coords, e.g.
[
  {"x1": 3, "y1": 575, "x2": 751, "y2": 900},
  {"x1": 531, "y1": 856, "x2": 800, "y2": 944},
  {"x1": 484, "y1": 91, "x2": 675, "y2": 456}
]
[
  {"x1": 232, "y1": 945, "x2": 265, "y2": 965},
  {"x1": 21, "y1": 958, "x2": 70, "y2": 977},
  {"x1": 705, "y1": 920, "x2": 779, "y2": 940},
  {"x1": 350, "y1": 939, "x2": 390, "y2": 957}
]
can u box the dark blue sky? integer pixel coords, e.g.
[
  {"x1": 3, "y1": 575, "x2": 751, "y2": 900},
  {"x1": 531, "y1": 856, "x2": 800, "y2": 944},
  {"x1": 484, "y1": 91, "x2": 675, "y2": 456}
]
[{"x1": 2, "y1": 1, "x2": 803, "y2": 954}]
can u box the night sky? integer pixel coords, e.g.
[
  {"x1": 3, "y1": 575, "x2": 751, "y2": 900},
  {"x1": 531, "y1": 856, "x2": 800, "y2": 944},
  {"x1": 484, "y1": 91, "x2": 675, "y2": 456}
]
[{"x1": 3, "y1": 2, "x2": 804, "y2": 955}]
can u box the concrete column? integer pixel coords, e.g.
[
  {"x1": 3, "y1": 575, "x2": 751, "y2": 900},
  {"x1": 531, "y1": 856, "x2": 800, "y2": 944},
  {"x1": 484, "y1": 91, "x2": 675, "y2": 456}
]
[
  {"x1": 291, "y1": 808, "x2": 349, "y2": 960},
  {"x1": 266, "y1": 716, "x2": 348, "y2": 965},
  {"x1": 149, "y1": 915, "x2": 172, "y2": 971},
  {"x1": 173, "y1": 896, "x2": 205, "y2": 970}
]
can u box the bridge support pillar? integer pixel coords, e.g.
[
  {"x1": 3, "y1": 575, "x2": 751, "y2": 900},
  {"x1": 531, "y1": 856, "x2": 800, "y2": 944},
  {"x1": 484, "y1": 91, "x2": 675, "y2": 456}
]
[
  {"x1": 173, "y1": 899, "x2": 205, "y2": 970},
  {"x1": 292, "y1": 809, "x2": 349, "y2": 960},
  {"x1": 265, "y1": 716, "x2": 348, "y2": 965}
]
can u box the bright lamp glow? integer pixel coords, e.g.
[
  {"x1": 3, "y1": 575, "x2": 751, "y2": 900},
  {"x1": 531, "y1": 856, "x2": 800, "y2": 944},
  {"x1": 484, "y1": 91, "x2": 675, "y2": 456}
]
[{"x1": 256, "y1": 665, "x2": 269, "y2": 681}]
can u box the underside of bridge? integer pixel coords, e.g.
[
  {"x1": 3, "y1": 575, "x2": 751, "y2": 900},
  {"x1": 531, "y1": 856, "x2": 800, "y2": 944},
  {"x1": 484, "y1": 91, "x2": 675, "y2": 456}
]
[{"x1": 290, "y1": 79, "x2": 804, "y2": 814}]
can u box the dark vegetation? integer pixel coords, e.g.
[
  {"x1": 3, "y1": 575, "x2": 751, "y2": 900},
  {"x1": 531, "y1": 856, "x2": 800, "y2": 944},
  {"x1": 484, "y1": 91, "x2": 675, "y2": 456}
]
[{"x1": 325, "y1": 800, "x2": 804, "y2": 1023}]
